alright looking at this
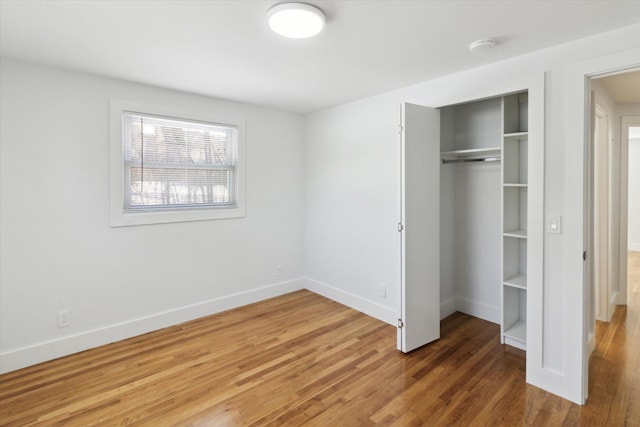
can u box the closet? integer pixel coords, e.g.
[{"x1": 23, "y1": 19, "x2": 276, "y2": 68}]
[{"x1": 399, "y1": 91, "x2": 530, "y2": 353}]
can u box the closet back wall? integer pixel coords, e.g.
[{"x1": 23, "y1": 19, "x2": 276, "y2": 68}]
[
  {"x1": 440, "y1": 99, "x2": 502, "y2": 322},
  {"x1": 0, "y1": 59, "x2": 306, "y2": 373}
]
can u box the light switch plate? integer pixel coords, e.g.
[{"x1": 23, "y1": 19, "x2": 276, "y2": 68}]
[{"x1": 549, "y1": 215, "x2": 562, "y2": 234}]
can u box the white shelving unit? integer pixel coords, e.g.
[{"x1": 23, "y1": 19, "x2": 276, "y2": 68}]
[
  {"x1": 501, "y1": 92, "x2": 529, "y2": 351},
  {"x1": 438, "y1": 93, "x2": 531, "y2": 353},
  {"x1": 503, "y1": 273, "x2": 527, "y2": 289}
]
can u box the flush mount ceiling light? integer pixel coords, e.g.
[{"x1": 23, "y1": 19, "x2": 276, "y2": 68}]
[
  {"x1": 469, "y1": 39, "x2": 496, "y2": 52},
  {"x1": 267, "y1": 3, "x2": 326, "y2": 39}
]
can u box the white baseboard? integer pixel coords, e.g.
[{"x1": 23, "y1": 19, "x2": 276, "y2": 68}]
[
  {"x1": 302, "y1": 277, "x2": 498, "y2": 326},
  {"x1": 629, "y1": 242, "x2": 640, "y2": 252},
  {"x1": 455, "y1": 297, "x2": 501, "y2": 324},
  {"x1": 614, "y1": 288, "x2": 627, "y2": 305},
  {"x1": 609, "y1": 290, "x2": 620, "y2": 321},
  {"x1": 0, "y1": 278, "x2": 305, "y2": 374},
  {"x1": 440, "y1": 296, "x2": 501, "y2": 324},
  {"x1": 440, "y1": 297, "x2": 457, "y2": 320},
  {"x1": 588, "y1": 332, "x2": 596, "y2": 356},
  {"x1": 1, "y1": 277, "x2": 502, "y2": 374},
  {"x1": 303, "y1": 278, "x2": 397, "y2": 326}
]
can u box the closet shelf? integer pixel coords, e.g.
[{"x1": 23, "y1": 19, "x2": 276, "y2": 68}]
[
  {"x1": 504, "y1": 319, "x2": 526, "y2": 342},
  {"x1": 504, "y1": 131, "x2": 528, "y2": 141},
  {"x1": 503, "y1": 274, "x2": 527, "y2": 290},
  {"x1": 504, "y1": 183, "x2": 528, "y2": 187},
  {"x1": 440, "y1": 147, "x2": 501, "y2": 159},
  {"x1": 503, "y1": 229, "x2": 527, "y2": 239}
]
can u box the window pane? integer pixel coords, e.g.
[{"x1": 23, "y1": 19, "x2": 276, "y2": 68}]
[
  {"x1": 124, "y1": 114, "x2": 236, "y2": 166},
  {"x1": 128, "y1": 167, "x2": 231, "y2": 207}
]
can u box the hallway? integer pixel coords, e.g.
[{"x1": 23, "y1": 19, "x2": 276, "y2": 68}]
[{"x1": 584, "y1": 250, "x2": 640, "y2": 424}]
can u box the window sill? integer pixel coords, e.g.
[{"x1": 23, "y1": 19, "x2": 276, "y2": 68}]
[{"x1": 110, "y1": 204, "x2": 245, "y2": 227}]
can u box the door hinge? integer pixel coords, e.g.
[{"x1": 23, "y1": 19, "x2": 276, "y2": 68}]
[
  {"x1": 398, "y1": 318, "x2": 404, "y2": 328},
  {"x1": 583, "y1": 251, "x2": 587, "y2": 261},
  {"x1": 397, "y1": 222, "x2": 404, "y2": 232},
  {"x1": 398, "y1": 124, "x2": 404, "y2": 135}
]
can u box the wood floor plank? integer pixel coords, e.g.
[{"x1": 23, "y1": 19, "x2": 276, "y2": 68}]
[{"x1": 1, "y1": 252, "x2": 639, "y2": 426}]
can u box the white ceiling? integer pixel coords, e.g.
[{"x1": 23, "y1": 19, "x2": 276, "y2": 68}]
[{"x1": 1, "y1": 1, "x2": 639, "y2": 113}]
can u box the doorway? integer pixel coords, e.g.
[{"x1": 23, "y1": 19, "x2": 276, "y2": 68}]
[
  {"x1": 563, "y1": 48, "x2": 639, "y2": 405},
  {"x1": 586, "y1": 69, "x2": 640, "y2": 400}
]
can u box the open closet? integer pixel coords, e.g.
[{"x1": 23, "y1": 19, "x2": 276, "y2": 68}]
[{"x1": 399, "y1": 91, "x2": 530, "y2": 353}]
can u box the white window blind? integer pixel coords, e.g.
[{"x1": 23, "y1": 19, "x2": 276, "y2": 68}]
[{"x1": 122, "y1": 112, "x2": 238, "y2": 211}]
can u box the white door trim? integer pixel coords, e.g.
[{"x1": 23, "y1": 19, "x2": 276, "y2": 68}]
[{"x1": 593, "y1": 103, "x2": 610, "y2": 322}]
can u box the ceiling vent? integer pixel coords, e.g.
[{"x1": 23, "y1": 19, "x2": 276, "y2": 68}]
[{"x1": 469, "y1": 39, "x2": 496, "y2": 52}]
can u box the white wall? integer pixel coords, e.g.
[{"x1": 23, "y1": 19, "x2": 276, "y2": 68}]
[
  {"x1": 304, "y1": 23, "x2": 640, "y2": 404},
  {"x1": 303, "y1": 97, "x2": 400, "y2": 324},
  {"x1": 629, "y1": 136, "x2": 640, "y2": 251},
  {"x1": 0, "y1": 59, "x2": 306, "y2": 372}
]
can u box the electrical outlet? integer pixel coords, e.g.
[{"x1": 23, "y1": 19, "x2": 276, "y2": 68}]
[
  {"x1": 378, "y1": 284, "x2": 387, "y2": 298},
  {"x1": 57, "y1": 310, "x2": 71, "y2": 328},
  {"x1": 274, "y1": 265, "x2": 282, "y2": 278}
]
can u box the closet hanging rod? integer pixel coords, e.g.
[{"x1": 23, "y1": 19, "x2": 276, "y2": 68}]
[{"x1": 441, "y1": 157, "x2": 501, "y2": 165}]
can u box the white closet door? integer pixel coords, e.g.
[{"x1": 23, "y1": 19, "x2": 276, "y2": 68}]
[{"x1": 399, "y1": 103, "x2": 440, "y2": 353}]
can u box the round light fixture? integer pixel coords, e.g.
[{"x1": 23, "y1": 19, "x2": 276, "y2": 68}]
[
  {"x1": 469, "y1": 39, "x2": 496, "y2": 52},
  {"x1": 267, "y1": 3, "x2": 325, "y2": 39}
]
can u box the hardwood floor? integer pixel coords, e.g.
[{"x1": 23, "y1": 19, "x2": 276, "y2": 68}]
[{"x1": 1, "y1": 255, "x2": 639, "y2": 426}]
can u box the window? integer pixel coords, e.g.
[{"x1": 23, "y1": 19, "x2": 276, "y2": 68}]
[
  {"x1": 111, "y1": 100, "x2": 245, "y2": 226},
  {"x1": 123, "y1": 113, "x2": 237, "y2": 210}
]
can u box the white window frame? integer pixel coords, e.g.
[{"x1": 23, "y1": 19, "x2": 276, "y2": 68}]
[{"x1": 110, "y1": 99, "x2": 246, "y2": 226}]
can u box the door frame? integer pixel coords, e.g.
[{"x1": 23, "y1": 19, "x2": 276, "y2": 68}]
[{"x1": 564, "y1": 48, "x2": 640, "y2": 405}]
